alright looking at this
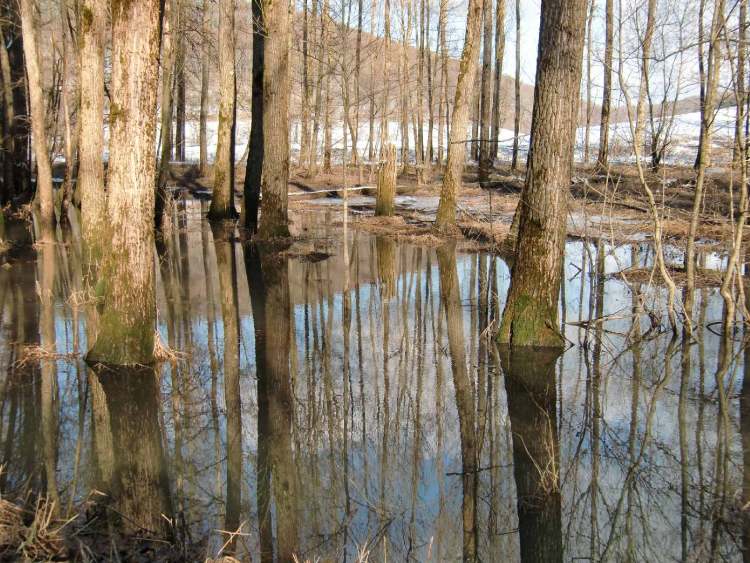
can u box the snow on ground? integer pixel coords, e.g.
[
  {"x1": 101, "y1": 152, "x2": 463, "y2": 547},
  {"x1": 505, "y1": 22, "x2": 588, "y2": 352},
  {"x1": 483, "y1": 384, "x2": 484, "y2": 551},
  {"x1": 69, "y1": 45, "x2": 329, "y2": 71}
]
[{"x1": 117, "y1": 105, "x2": 739, "y2": 169}]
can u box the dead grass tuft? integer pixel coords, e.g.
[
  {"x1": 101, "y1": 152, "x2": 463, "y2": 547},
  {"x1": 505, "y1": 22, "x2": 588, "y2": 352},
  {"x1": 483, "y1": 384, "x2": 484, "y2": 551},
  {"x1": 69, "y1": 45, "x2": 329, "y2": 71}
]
[
  {"x1": 14, "y1": 345, "x2": 78, "y2": 368},
  {"x1": 153, "y1": 331, "x2": 189, "y2": 364},
  {"x1": 0, "y1": 498, "x2": 69, "y2": 561}
]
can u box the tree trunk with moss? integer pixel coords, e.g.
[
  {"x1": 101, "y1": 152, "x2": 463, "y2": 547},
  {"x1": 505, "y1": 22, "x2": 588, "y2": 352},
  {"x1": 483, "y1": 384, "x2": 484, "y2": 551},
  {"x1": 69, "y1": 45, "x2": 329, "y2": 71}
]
[
  {"x1": 257, "y1": 0, "x2": 291, "y2": 238},
  {"x1": 434, "y1": 0, "x2": 483, "y2": 231},
  {"x1": 78, "y1": 0, "x2": 106, "y2": 263},
  {"x1": 19, "y1": 0, "x2": 55, "y2": 237},
  {"x1": 87, "y1": 0, "x2": 161, "y2": 366},
  {"x1": 208, "y1": 0, "x2": 238, "y2": 221},
  {"x1": 376, "y1": 144, "x2": 397, "y2": 216},
  {"x1": 497, "y1": 0, "x2": 587, "y2": 348}
]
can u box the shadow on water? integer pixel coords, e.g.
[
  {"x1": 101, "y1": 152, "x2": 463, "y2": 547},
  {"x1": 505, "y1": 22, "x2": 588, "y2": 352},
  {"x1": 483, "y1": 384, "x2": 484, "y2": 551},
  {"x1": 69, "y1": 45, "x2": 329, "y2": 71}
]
[{"x1": 0, "y1": 199, "x2": 748, "y2": 561}]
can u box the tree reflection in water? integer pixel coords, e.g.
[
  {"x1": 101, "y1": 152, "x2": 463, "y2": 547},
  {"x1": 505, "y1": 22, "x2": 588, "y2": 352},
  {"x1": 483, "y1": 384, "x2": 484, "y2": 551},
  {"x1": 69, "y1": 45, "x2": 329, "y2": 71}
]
[{"x1": 0, "y1": 206, "x2": 745, "y2": 561}]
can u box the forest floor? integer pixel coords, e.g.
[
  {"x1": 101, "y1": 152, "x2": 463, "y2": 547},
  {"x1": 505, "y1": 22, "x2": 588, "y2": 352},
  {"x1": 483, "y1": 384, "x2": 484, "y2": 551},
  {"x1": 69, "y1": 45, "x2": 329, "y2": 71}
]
[{"x1": 168, "y1": 159, "x2": 740, "y2": 255}]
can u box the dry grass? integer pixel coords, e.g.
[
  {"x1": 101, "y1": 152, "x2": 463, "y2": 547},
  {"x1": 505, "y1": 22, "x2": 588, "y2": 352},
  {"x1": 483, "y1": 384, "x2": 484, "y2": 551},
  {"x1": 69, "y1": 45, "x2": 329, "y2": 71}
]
[
  {"x1": 13, "y1": 345, "x2": 79, "y2": 368},
  {"x1": 0, "y1": 498, "x2": 70, "y2": 561},
  {"x1": 153, "y1": 330, "x2": 189, "y2": 364}
]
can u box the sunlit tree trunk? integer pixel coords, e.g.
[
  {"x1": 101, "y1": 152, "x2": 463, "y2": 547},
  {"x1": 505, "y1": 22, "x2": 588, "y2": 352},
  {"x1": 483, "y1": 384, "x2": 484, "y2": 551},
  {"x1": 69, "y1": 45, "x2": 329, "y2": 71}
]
[
  {"x1": 87, "y1": 0, "x2": 161, "y2": 365},
  {"x1": 510, "y1": 0, "x2": 520, "y2": 170},
  {"x1": 174, "y1": 1, "x2": 186, "y2": 162},
  {"x1": 156, "y1": 0, "x2": 177, "y2": 229},
  {"x1": 208, "y1": 0, "x2": 238, "y2": 220},
  {"x1": 78, "y1": 0, "x2": 106, "y2": 263},
  {"x1": 437, "y1": 0, "x2": 448, "y2": 164},
  {"x1": 243, "y1": 0, "x2": 264, "y2": 231},
  {"x1": 491, "y1": 0, "x2": 506, "y2": 160},
  {"x1": 19, "y1": 0, "x2": 55, "y2": 237},
  {"x1": 478, "y1": 0, "x2": 494, "y2": 181},
  {"x1": 434, "y1": 0, "x2": 484, "y2": 230},
  {"x1": 685, "y1": 0, "x2": 724, "y2": 317},
  {"x1": 596, "y1": 0, "x2": 613, "y2": 170},
  {"x1": 257, "y1": 0, "x2": 291, "y2": 238},
  {"x1": 199, "y1": 0, "x2": 210, "y2": 176},
  {"x1": 498, "y1": 0, "x2": 587, "y2": 348},
  {"x1": 583, "y1": 0, "x2": 594, "y2": 164}
]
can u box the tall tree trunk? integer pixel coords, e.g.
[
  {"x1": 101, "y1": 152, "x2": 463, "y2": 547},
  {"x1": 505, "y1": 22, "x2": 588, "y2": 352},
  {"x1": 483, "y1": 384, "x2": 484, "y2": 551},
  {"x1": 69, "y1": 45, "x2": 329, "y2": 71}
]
[
  {"x1": 695, "y1": 0, "x2": 707, "y2": 169},
  {"x1": 437, "y1": 0, "x2": 448, "y2": 164},
  {"x1": 19, "y1": 0, "x2": 55, "y2": 237},
  {"x1": 434, "y1": 0, "x2": 484, "y2": 230},
  {"x1": 379, "y1": 0, "x2": 391, "y2": 155},
  {"x1": 174, "y1": 1, "x2": 186, "y2": 162},
  {"x1": 510, "y1": 0, "x2": 521, "y2": 170},
  {"x1": 243, "y1": 0, "x2": 265, "y2": 231},
  {"x1": 498, "y1": 0, "x2": 587, "y2": 348},
  {"x1": 491, "y1": 0, "x2": 506, "y2": 160},
  {"x1": 257, "y1": 0, "x2": 291, "y2": 238},
  {"x1": 87, "y1": 0, "x2": 161, "y2": 365},
  {"x1": 199, "y1": 0, "x2": 210, "y2": 176},
  {"x1": 685, "y1": 0, "x2": 724, "y2": 317},
  {"x1": 208, "y1": 0, "x2": 238, "y2": 220},
  {"x1": 596, "y1": 0, "x2": 613, "y2": 170},
  {"x1": 583, "y1": 0, "x2": 594, "y2": 164},
  {"x1": 156, "y1": 0, "x2": 177, "y2": 228},
  {"x1": 78, "y1": 0, "x2": 106, "y2": 263},
  {"x1": 478, "y1": 0, "x2": 494, "y2": 181},
  {"x1": 300, "y1": 0, "x2": 311, "y2": 168}
]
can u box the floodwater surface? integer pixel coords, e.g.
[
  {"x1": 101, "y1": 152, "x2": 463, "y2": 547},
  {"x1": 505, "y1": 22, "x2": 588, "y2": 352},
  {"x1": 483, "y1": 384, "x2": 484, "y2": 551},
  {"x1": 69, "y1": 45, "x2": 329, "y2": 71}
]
[{"x1": 0, "y1": 199, "x2": 747, "y2": 561}]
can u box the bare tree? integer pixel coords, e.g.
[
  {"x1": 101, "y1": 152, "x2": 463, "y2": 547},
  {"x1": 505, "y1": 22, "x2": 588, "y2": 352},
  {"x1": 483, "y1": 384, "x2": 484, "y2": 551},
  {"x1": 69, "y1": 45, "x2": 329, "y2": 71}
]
[
  {"x1": 208, "y1": 0, "x2": 238, "y2": 220},
  {"x1": 87, "y1": 0, "x2": 162, "y2": 365},
  {"x1": 78, "y1": 0, "x2": 106, "y2": 261},
  {"x1": 478, "y1": 0, "x2": 494, "y2": 181},
  {"x1": 199, "y1": 0, "x2": 211, "y2": 177},
  {"x1": 596, "y1": 0, "x2": 613, "y2": 170},
  {"x1": 498, "y1": 0, "x2": 588, "y2": 348},
  {"x1": 510, "y1": 0, "x2": 520, "y2": 170},
  {"x1": 491, "y1": 0, "x2": 506, "y2": 160},
  {"x1": 19, "y1": 0, "x2": 55, "y2": 236},
  {"x1": 434, "y1": 0, "x2": 484, "y2": 230},
  {"x1": 257, "y1": 0, "x2": 292, "y2": 237}
]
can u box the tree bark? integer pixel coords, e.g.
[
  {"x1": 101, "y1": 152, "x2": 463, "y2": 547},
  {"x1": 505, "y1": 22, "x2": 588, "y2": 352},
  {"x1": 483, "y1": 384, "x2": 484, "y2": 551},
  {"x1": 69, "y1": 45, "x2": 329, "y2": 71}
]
[
  {"x1": 596, "y1": 0, "x2": 613, "y2": 170},
  {"x1": 19, "y1": 0, "x2": 55, "y2": 236},
  {"x1": 199, "y1": 0, "x2": 210, "y2": 176},
  {"x1": 478, "y1": 0, "x2": 494, "y2": 181},
  {"x1": 497, "y1": 0, "x2": 587, "y2": 348},
  {"x1": 510, "y1": 0, "x2": 521, "y2": 170},
  {"x1": 257, "y1": 0, "x2": 291, "y2": 238},
  {"x1": 243, "y1": 0, "x2": 265, "y2": 231},
  {"x1": 376, "y1": 144, "x2": 397, "y2": 216},
  {"x1": 156, "y1": 0, "x2": 177, "y2": 228},
  {"x1": 434, "y1": 0, "x2": 484, "y2": 230},
  {"x1": 78, "y1": 0, "x2": 106, "y2": 263},
  {"x1": 491, "y1": 0, "x2": 506, "y2": 160},
  {"x1": 208, "y1": 0, "x2": 238, "y2": 221},
  {"x1": 87, "y1": 0, "x2": 161, "y2": 365}
]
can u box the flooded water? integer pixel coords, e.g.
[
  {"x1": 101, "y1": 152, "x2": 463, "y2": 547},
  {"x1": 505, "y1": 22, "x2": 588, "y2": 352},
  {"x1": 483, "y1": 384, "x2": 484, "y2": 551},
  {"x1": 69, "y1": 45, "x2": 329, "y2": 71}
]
[{"x1": 0, "y1": 199, "x2": 747, "y2": 561}]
